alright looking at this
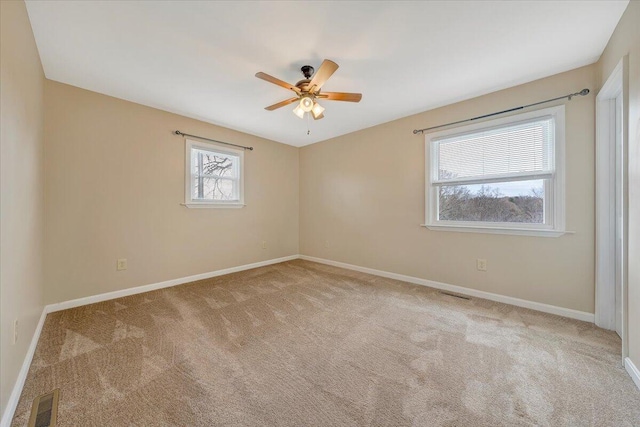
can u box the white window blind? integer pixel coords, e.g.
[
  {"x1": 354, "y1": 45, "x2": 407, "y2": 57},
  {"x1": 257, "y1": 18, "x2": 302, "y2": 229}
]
[{"x1": 433, "y1": 116, "x2": 555, "y2": 185}]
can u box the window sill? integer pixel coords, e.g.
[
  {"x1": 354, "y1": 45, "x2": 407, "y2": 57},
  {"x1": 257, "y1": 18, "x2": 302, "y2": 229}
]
[
  {"x1": 182, "y1": 203, "x2": 245, "y2": 209},
  {"x1": 421, "y1": 224, "x2": 572, "y2": 237}
]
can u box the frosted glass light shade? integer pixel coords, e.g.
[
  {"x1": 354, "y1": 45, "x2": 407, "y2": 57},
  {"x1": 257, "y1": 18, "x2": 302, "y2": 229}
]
[
  {"x1": 300, "y1": 96, "x2": 314, "y2": 112},
  {"x1": 292, "y1": 104, "x2": 305, "y2": 119},
  {"x1": 311, "y1": 102, "x2": 325, "y2": 118}
]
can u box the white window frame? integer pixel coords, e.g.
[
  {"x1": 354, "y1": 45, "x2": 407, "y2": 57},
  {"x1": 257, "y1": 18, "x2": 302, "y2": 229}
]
[
  {"x1": 184, "y1": 138, "x2": 245, "y2": 209},
  {"x1": 424, "y1": 105, "x2": 566, "y2": 237}
]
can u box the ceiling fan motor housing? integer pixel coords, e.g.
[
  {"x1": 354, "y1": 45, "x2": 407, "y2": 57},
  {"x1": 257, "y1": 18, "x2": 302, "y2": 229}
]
[{"x1": 301, "y1": 65, "x2": 315, "y2": 79}]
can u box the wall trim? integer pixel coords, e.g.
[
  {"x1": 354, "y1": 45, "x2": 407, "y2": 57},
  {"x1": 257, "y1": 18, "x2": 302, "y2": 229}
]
[
  {"x1": 0, "y1": 254, "x2": 297, "y2": 426},
  {"x1": 625, "y1": 357, "x2": 640, "y2": 390},
  {"x1": 299, "y1": 255, "x2": 595, "y2": 323},
  {"x1": 595, "y1": 57, "x2": 624, "y2": 332},
  {"x1": 2, "y1": 253, "x2": 608, "y2": 425},
  {"x1": 0, "y1": 309, "x2": 47, "y2": 427},
  {"x1": 46, "y1": 255, "x2": 299, "y2": 313}
]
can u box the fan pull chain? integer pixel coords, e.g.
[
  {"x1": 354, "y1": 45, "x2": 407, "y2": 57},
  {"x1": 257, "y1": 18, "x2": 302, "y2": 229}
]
[{"x1": 307, "y1": 112, "x2": 311, "y2": 135}]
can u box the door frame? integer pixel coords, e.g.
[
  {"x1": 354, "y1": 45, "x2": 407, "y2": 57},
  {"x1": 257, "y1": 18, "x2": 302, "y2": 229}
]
[{"x1": 595, "y1": 57, "x2": 628, "y2": 361}]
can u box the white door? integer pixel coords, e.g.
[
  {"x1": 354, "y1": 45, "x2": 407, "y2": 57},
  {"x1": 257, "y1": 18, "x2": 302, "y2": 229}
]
[
  {"x1": 595, "y1": 57, "x2": 626, "y2": 356},
  {"x1": 614, "y1": 94, "x2": 623, "y2": 337}
]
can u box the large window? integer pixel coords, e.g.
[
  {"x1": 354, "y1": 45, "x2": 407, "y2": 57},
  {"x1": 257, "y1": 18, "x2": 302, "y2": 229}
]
[
  {"x1": 425, "y1": 106, "x2": 565, "y2": 236},
  {"x1": 185, "y1": 139, "x2": 244, "y2": 208}
]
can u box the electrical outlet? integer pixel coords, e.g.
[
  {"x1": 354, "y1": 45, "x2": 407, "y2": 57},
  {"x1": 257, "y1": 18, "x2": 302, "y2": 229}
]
[
  {"x1": 477, "y1": 259, "x2": 487, "y2": 271},
  {"x1": 324, "y1": 240, "x2": 329, "y2": 248},
  {"x1": 261, "y1": 240, "x2": 267, "y2": 250},
  {"x1": 12, "y1": 319, "x2": 18, "y2": 344},
  {"x1": 117, "y1": 258, "x2": 127, "y2": 271}
]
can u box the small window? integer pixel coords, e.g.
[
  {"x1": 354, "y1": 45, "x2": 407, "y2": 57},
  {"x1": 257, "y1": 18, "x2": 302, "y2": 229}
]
[
  {"x1": 185, "y1": 139, "x2": 244, "y2": 208},
  {"x1": 425, "y1": 106, "x2": 565, "y2": 236}
]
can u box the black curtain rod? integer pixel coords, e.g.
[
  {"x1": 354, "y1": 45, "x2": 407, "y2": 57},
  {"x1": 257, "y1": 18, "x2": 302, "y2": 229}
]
[
  {"x1": 174, "y1": 130, "x2": 253, "y2": 151},
  {"x1": 412, "y1": 88, "x2": 590, "y2": 135}
]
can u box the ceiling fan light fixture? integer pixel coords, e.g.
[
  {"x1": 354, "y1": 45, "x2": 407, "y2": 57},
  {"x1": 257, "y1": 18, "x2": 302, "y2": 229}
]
[
  {"x1": 292, "y1": 104, "x2": 305, "y2": 119},
  {"x1": 311, "y1": 102, "x2": 325, "y2": 119},
  {"x1": 300, "y1": 96, "x2": 314, "y2": 112},
  {"x1": 256, "y1": 59, "x2": 362, "y2": 124}
]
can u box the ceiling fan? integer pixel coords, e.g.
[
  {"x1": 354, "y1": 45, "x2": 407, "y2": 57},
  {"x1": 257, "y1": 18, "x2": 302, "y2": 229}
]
[{"x1": 255, "y1": 59, "x2": 362, "y2": 120}]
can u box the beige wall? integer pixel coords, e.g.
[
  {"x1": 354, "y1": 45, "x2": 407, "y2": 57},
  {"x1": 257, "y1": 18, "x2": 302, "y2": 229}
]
[
  {"x1": 300, "y1": 65, "x2": 597, "y2": 313},
  {"x1": 0, "y1": 0, "x2": 46, "y2": 418},
  {"x1": 44, "y1": 81, "x2": 299, "y2": 304},
  {"x1": 597, "y1": 1, "x2": 640, "y2": 372}
]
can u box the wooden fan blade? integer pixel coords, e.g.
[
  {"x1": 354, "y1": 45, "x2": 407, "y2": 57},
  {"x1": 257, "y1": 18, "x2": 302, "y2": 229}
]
[
  {"x1": 307, "y1": 59, "x2": 338, "y2": 93},
  {"x1": 255, "y1": 72, "x2": 301, "y2": 94},
  {"x1": 317, "y1": 92, "x2": 362, "y2": 102},
  {"x1": 265, "y1": 97, "x2": 299, "y2": 111},
  {"x1": 313, "y1": 112, "x2": 324, "y2": 120}
]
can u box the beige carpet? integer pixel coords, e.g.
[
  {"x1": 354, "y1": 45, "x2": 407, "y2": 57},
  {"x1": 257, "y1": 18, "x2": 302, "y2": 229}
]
[{"x1": 11, "y1": 260, "x2": 640, "y2": 426}]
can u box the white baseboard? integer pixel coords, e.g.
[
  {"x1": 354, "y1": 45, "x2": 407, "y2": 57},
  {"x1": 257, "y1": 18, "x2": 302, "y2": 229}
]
[
  {"x1": 0, "y1": 308, "x2": 47, "y2": 427},
  {"x1": 299, "y1": 255, "x2": 595, "y2": 323},
  {"x1": 0, "y1": 254, "x2": 298, "y2": 426},
  {"x1": 1, "y1": 253, "x2": 604, "y2": 426},
  {"x1": 625, "y1": 357, "x2": 640, "y2": 390},
  {"x1": 46, "y1": 255, "x2": 299, "y2": 313}
]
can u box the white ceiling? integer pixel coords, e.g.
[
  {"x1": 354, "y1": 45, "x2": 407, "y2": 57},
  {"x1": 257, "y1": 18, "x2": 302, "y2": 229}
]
[{"x1": 26, "y1": 1, "x2": 627, "y2": 147}]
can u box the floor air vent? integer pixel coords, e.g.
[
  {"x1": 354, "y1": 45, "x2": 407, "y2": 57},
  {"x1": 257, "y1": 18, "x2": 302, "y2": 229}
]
[
  {"x1": 28, "y1": 389, "x2": 59, "y2": 427},
  {"x1": 440, "y1": 291, "x2": 471, "y2": 300}
]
